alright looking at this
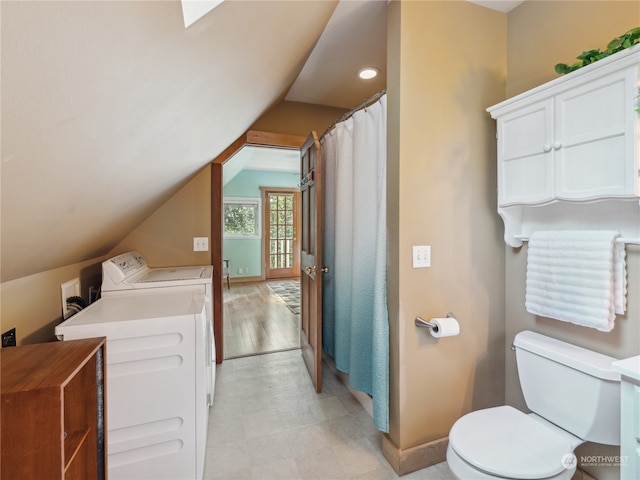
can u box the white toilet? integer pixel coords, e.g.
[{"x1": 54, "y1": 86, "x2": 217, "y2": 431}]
[{"x1": 446, "y1": 330, "x2": 621, "y2": 480}]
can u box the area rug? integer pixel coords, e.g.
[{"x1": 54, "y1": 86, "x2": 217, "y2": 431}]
[{"x1": 267, "y1": 281, "x2": 300, "y2": 315}]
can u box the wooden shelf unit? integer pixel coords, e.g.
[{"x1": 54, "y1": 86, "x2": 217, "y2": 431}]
[{"x1": 1, "y1": 337, "x2": 107, "y2": 480}]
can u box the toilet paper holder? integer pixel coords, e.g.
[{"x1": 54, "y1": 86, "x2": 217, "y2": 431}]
[{"x1": 415, "y1": 312, "x2": 456, "y2": 332}]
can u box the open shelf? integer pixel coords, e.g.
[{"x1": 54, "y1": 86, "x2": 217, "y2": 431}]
[{"x1": 1, "y1": 337, "x2": 106, "y2": 480}]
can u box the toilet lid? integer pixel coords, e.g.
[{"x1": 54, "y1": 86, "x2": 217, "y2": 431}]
[{"x1": 449, "y1": 406, "x2": 573, "y2": 479}]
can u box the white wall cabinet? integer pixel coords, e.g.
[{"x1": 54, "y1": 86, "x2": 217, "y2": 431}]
[
  {"x1": 498, "y1": 99, "x2": 554, "y2": 205},
  {"x1": 554, "y1": 69, "x2": 637, "y2": 200},
  {"x1": 488, "y1": 44, "x2": 640, "y2": 246}
]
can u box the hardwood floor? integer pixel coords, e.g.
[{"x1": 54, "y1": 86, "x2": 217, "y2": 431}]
[{"x1": 223, "y1": 280, "x2": 300, "y2": 359}]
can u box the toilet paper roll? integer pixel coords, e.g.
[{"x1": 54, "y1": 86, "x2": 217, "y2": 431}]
[{"x1": 430, "y1": 317, "x2": 460, "y2": 338}]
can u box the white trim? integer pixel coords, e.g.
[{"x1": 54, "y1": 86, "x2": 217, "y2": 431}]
[{"x1": 223, "y1": 197, "x2": 262, "y2": 239}]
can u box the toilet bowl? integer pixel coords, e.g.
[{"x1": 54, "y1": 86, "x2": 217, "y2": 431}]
[
  {"x1": 447, "y1": 406, "x2": 581, "y2": 479},
  {"x1": 446, "y1": 331, "x2": 621, "y2": 480}
]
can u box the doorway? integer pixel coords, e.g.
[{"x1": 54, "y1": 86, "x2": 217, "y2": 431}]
[
  {"x1": 262, "y1": 188, "x2": 300, "y2": 280},
  {"x1": 211, "y1": 131, "x2": 306, "y2": 362}
]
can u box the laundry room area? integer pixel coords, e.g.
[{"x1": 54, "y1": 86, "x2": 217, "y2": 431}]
[{"x1": 3, "y1": 2, "x2": 639, "y2": 480}]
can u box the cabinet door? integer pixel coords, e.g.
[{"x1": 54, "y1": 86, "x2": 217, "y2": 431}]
[
  {"x1": 554, "y1": 67, "x2": 637, "y2": 200},
  {"x1": 497, "y1": 99, "x2": 554, "y2": 205}
]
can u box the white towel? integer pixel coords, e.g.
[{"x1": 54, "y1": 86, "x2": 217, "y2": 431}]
[
  {"x1": 613, "y1": 241, "x2": 627, "y2": 315},
  {"x1": 525, "y1": 231, "x2": 627, "y2": 332}
]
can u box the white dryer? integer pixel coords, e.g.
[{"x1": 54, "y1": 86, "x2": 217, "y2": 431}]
[{"x1": 56, "y1": 289, "x2": 209, "y2": 480}]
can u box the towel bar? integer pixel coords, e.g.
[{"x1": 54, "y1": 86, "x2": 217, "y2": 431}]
[{"x1": 514, "y1": 235, "x2": 639, "y2": 245}]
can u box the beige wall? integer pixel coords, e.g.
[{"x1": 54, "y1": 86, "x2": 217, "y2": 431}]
[
  {"x1": 0, "y1": 101, "x2": 343, "y2": 347},
  {"x1": 504, "y1": 3, "x2": 640, "y2": 479},
  {"x1": 102, "y1": 102, "x2": 348, "y2": 371},
  {"x1": 250, "y1": 100, "x2": 347, "y2": 137},
  {"x1": 386, "y1": 0, "x2": 402, "y2": 445},
  {"x1": 506, "y1": 1, "x2": 639, "y2": 98},
  {"x1": 109, "y1": 102, "x2": 349, "y2": 268},
  {"x1": 109, "y1": 165, "x2": 212, "y2": 267},
  {"x1": 1, "y1": 257, "x2": 105, "y2": 345},
  {"x1": 0, "y1": 168, "x2": 211, "y2": 346},
  {"x1": 387, "y1": 0, "x2": 506, "y2": 450}
]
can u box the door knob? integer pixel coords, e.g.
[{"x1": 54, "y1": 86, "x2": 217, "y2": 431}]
[{"x1": 305, "y1": 266, "x2": 330, "y2": 274}]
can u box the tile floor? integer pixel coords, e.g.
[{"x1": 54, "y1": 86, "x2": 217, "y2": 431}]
[{"x1": 204, "y1": 349, "x2": 455, "y2": 480}]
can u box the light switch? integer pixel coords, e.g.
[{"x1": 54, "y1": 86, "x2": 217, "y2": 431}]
[
  {"x1": 412, "y1": 245, "x2": 431, "y2": 268},
  {"x1": 193, "y1": 237, "x2": 209, "y2": 252}
]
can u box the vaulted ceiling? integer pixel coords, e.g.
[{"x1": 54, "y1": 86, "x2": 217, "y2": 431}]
[
  {"x1": 1, "y1": 0, "x2": 342, "y2": 282},
  {"x1": 1, "y1": 0, "x2": 518, "y2": 282}
]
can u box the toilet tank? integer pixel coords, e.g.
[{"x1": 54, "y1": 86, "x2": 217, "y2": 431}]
[{"x1": 514, "y1": 331, "x2": 621, "y2": 445}]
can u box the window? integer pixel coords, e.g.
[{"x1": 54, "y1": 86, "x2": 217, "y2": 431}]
[{"x1": 224, "y1": 197, "x2": 261, "y2": 239}]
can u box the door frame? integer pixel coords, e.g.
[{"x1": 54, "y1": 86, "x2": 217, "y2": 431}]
[
  {"x1": 261, "y1": 186, "x2": 301, "y2": 280},
  {"x1": 211, "y1": 130, "x2": 306, "y2": 363}
]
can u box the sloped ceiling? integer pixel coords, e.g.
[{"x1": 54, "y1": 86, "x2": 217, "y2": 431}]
[
  {"x1": 0, "y1": 0, "x2": 338, "y2": 282},
  {"x1": 0, "y1": 0, "x2": 523, "y2": 283},
  {"x1": 223, "y1": 146, "x2": 300, "y2": 186},
  {"x1": 286, "y1": 0, "x2": 387, "y2": 108}
]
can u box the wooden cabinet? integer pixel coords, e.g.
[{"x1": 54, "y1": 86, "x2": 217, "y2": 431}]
[
  {"x1": 492, "y1": 47, "x2": 639, "y2": 207},
  {"x1": 1, "y1": 337, "x2": 107, "y2": 480}
]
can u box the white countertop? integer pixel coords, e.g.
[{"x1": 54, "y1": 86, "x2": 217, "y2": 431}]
[{"x1": 612, "y1": 355, "x2": 640, "y2": 383}]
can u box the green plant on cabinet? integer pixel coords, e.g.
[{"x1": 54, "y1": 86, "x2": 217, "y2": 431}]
[{"x1": 554, "y1": 27, "x2": 640, "y2": 75}]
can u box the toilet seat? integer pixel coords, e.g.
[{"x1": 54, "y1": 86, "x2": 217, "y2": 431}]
[{"x1": 448, "y1": 406, "x2": 574, "y2": 479}]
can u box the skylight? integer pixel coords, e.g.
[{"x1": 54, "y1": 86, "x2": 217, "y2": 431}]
[{"x1": 181, "y1": 0, "x2": 225, "y2": 28}]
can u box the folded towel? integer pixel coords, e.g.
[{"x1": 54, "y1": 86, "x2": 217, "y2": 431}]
[
  {"x1": 525, "y1": 231, "x2": 626, "y2": 332},
  {"x1": 613, "y1": 241, "x2": 627, "y2": 315}
]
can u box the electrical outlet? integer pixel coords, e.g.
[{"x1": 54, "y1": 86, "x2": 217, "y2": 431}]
[
  {"x1": 2, "y1": 328, "x2": 16, "y2": 348},
  {"x1": 61, "y1": 278, "x2": 81, "y2": 320}
]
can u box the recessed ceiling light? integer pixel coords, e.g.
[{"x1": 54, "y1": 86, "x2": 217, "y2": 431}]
[{"x1": 358, "y1": 67, "x2": 379, "y2": 80}]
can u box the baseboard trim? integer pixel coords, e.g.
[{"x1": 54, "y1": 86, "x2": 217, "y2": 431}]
[
  {"x1": 229, "y1": 276, "x2": 262, "y2": 284},
  {"x1": 381, "y1": 434, "x2": 448, "y2": 476},
  {"x1": 380, "y1": 434, "x2": 595, "y2": 479}
]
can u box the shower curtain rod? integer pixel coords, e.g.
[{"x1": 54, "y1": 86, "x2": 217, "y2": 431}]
[{"x1": 320, "y1": 89, "x2": 387, "y2": 141}]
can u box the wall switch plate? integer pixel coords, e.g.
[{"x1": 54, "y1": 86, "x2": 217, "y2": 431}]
[
  {"x1": 2, "y1": 328, "x2": 16, "y2": 348},
  {"x1": 193, "y1": 237, "x2": 209, "y2": 252},
  {"x1": 412, "y1": 245, "x2": 431, "y2": 268}
]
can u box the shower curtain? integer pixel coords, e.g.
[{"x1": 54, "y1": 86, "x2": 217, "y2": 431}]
[{"x1": 321, "y1": 94, "x2": 388, "y2": 432}]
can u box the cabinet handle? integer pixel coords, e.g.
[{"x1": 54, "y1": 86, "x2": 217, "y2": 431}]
[
  {"x1": 553, "y1": 142, "x2": 562, "y2": 150},
  {"x1": 543, "y1": 144, "x2": 552, "y2": 152}
]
